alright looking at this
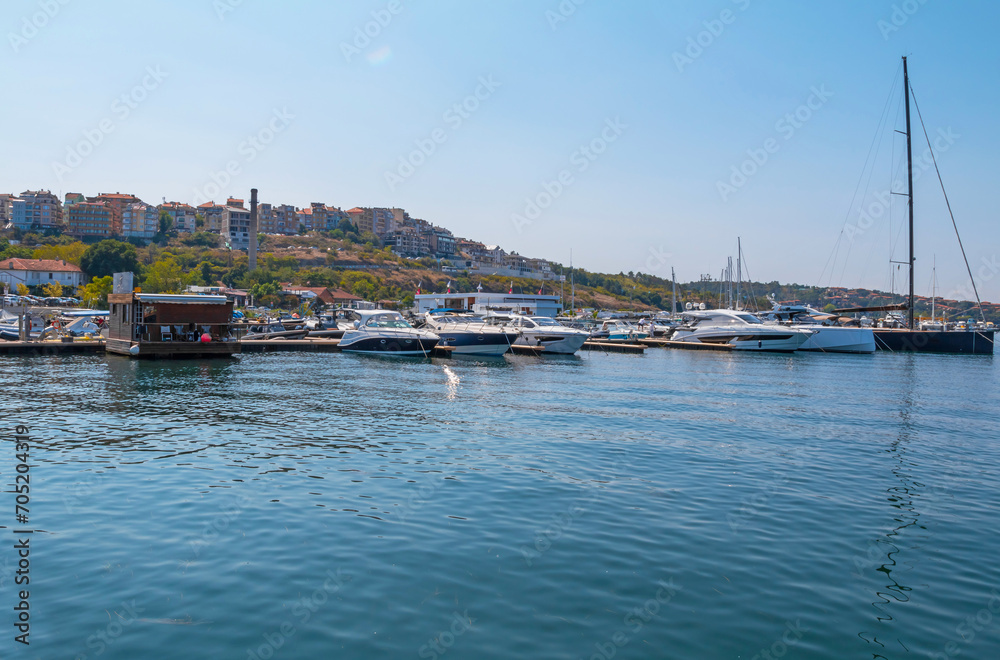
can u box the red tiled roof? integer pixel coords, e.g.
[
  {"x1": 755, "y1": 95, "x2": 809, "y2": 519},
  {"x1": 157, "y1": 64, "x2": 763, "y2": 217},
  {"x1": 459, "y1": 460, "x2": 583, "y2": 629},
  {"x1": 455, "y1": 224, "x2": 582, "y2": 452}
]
[
  {"x1": 346, "y1": 207, "x2": 365, "y2": 214},
  {"x1": 0, "y1": 258, "x2": 83, "y2": 273},
  {"x1": 330, "y1": 288, "x2": 362, "y2": 300}
]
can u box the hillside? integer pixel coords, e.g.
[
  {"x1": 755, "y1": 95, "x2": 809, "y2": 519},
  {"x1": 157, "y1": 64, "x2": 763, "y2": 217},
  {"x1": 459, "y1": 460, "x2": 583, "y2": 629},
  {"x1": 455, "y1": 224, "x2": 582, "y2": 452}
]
[{"x1": 3, "y1": 232, "x2": 996, "y2": 323}]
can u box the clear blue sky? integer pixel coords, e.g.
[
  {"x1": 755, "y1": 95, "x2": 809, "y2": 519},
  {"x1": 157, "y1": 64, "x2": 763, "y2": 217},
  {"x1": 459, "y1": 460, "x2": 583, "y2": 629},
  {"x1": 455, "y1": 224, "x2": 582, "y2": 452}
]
[{"x1": 3, "y1": 0, "x2": 998, "y2": 302}]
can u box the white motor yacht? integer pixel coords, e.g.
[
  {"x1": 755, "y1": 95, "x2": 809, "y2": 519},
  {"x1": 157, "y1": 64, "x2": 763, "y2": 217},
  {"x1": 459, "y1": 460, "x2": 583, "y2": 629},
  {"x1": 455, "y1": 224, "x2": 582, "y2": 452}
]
[
  {"x1": 339, "y1": 310, "x2": 440, "y2": 356},
  {"x1": 671, "y1": 309, "x2": 814, "y2": 352},
  {"x1": 762, "y1": 305, "x2": 876, "y2": 354},
  {"x1": 422, "y1": 310, "x2": 518, "y2": 356},
  {"x1": 486, "y1": 313, "x2": 590, "y2": 354}
]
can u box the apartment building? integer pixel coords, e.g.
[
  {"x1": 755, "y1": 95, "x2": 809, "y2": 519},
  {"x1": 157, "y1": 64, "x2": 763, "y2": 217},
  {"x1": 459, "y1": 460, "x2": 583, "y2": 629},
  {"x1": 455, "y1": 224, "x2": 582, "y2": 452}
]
[
  {"x1": 222, "y1": 202, "x2": 252, "y2": 249},
  {"x1": 65, "y1": 201, "x2": 114, "y2": 239},
  {"x1": 197, "y1": 202, "x2": 226, "y2": 233},
  {"x1": 93, "y1": 192, "x2": 140, "y2": 235},
  {"x1": 158, "y1": 202, "x2": 198, "y2": 234},
  {"x1": 122, "y1": 202, "x2": 159, "y2": 240},
  {"x1": 18, "y1": 190, "x2": 63, "y2": 231}
]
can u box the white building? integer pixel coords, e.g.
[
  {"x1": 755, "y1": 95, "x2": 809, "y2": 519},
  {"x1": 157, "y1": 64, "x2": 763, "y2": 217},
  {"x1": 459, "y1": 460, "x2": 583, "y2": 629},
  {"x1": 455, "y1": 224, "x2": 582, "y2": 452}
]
[
  {"x1": 0, "y1": 258, "x2": 86, "y2": 291},
  {"x1": 413, "y1": 292, "x2": 562, "y2": 317},
  {"x1": 222, "y1": 205, "x2": 252, "y2": 249}
]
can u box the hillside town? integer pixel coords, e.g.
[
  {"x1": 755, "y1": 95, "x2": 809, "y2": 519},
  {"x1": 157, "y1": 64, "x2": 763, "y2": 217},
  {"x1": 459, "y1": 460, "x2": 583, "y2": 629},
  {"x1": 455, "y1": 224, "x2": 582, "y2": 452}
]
[{"x1": 0, "y1": 189, "x2": 556, "y2": 281}]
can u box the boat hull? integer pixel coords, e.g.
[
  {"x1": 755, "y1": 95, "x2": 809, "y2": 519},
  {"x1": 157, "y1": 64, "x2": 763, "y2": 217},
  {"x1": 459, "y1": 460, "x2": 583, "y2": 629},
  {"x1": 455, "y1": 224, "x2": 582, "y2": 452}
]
[
  {"x1": 339, "y1": 335, "x2": 439, "y2": 356},
  {"x1": 797, "y1": 327, "x2": 876, "y2": 354},
  {"x1": 674, "y1": 331, "x2": 808, "y2": 352},
  {"x1": 515, "y1": 333, "x2": 588, "y2": 354},
  {"x1": 435, "y1": 331, "x2": 516, "y2": 356},
  {"x1": 873, "y1": 329, "x2": 994, "y2": 354}
]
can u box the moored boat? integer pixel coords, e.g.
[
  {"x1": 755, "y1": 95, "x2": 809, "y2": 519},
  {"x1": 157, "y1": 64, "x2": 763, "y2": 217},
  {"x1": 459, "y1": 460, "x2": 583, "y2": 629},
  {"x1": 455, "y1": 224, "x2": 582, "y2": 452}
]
[
  {"x1": 339, "y1": 310, "x2": 439, "y2": 356},
  {"x1": 422, "y1": 310, "x2": 518, "y2": 356},
  {"x1": 671, "y1": 309, "x2": 814, "y2": 352}
]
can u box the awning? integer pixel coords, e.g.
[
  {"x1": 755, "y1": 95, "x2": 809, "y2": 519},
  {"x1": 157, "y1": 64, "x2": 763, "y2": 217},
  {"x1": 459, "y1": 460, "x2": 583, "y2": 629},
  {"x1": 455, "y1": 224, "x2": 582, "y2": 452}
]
[{"x1": 135, "y1": 294, "x2": 229, "y2": 305}]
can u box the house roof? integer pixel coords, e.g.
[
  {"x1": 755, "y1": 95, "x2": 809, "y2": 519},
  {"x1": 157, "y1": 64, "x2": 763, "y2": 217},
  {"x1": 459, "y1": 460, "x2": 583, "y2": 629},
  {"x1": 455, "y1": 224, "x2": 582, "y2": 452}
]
[
  {"x1": 330, "y1": 288, "x2": 362, "y2": 300},
  {"x1": 346, "y1": 207, "x2": 365, "y2": 214},
  {"x1": 0, "y1": 258, "x2": 84, "y2": 273}
]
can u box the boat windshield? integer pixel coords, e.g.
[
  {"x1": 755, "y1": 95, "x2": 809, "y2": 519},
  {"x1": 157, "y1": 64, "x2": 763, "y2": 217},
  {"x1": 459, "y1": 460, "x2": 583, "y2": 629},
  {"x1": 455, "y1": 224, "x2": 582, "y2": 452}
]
[
  {"x1": 530, "y1": 317, "x2": 562, "y2": 327},
  {"x1": 365, "y1": 314, "x2": 412, "y2": 328},
  {"x1": 735, "y1": 313, "x2": 763, "y2": 325}
]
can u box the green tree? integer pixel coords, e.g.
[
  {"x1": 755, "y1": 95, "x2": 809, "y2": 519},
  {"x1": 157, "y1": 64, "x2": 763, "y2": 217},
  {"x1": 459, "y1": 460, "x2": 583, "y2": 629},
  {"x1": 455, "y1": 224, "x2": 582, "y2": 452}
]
[
  {"x1": 32, "y1": 242, "x2": 87, "y2": 265},
  {"x1": 80, "y1": 240, "x2": 141, "y2": 279},
  {"x1": 143, "y1": 259, "x2": 185, "y2": 293},
  {"x1": 78, "y1": 276, "x2": 112, "y2": 308},
  {"x1": 248, "y1": 281, "x2": 280, "y2": 307},
  {"x1": 195, "y1": 213, "x2": 205, "y2": 229},
  {"x1": 337, "y1": 218, "x2": 356, "y2": 234},
  {"x1": 823, "y1": 303, "x2": 837, "y2": 313},
  {"x1": 15, "y1": 283, "x2": 30, "y2": 297},
  {"x1": 41, "y1": 282, "x2": 64, "y2": 297}
]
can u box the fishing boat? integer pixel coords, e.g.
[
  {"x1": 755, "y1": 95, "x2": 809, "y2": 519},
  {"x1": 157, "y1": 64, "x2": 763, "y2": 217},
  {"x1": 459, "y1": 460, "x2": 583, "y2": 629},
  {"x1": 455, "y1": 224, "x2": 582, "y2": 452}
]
[
  {"x1": 339, "y1": 310, "x2": 439, "y2": 356},
  {"x1": 863, "y1": 57, "x2": 994, "y2": 354},
  {"x1": 422, "y1": 310, "x2": 518, "y2": 356}
]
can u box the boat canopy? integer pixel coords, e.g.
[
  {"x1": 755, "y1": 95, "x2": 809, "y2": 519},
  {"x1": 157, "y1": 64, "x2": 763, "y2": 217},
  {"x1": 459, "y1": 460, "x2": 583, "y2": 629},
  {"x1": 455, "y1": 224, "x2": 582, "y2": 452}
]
[{"x1": 135, "y1": 294, "x2": 229, "y2": 305}]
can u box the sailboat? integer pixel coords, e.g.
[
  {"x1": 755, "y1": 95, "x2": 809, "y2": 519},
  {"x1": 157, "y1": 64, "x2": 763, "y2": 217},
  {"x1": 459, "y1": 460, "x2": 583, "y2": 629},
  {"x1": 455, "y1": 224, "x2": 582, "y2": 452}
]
[{"x1": 869, "y1": 57, "x2": 994, "y2": 355}]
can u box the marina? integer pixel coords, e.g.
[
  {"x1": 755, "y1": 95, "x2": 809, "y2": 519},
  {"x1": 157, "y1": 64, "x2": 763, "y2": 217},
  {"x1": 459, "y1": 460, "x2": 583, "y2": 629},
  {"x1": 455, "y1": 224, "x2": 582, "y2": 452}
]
[{"x1": 4, "y1": 4, "x2": 1000, "y2": 656}]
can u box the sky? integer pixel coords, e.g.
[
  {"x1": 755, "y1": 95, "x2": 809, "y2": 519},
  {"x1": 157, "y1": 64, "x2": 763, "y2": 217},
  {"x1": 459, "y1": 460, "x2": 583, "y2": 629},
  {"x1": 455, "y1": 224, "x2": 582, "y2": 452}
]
[{"x1": 2, "y1": 0, "x2": 998, "y2": 302}]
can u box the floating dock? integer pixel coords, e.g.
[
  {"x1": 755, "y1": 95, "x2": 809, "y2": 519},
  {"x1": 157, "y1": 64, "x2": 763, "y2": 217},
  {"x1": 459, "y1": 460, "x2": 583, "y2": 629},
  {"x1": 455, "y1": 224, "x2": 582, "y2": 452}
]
[
  {"x1": 639, "y1": 338, "x2": 732, "y2": 351},
  {"x1": 580, "y1": 341, "x2": 646, "y2": 354},
  {"x1": 0, "y1": 340, "x2": 106, "y2": 356}
]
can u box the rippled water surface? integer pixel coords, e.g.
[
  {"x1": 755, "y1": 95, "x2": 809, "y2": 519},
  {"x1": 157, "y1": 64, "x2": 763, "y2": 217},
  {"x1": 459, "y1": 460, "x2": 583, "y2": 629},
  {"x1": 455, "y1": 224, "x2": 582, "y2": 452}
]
[{"x1": 2, "y1": 348, "x2": 999, "y2": 659}]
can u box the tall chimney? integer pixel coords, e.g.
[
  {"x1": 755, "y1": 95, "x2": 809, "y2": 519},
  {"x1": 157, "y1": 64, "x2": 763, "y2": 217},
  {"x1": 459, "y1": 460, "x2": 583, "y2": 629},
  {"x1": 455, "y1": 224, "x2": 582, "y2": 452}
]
[{"x1": 249, "y1": 188, "x2": 259, "y2": 271}]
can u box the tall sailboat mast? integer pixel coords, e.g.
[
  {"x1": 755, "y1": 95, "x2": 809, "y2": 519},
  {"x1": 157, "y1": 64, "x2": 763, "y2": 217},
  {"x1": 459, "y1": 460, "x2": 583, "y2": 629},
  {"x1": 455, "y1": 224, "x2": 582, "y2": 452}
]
[
  {"x1": 671, "y1": 267, "x2": 677, "y2": 317},
  {"x1": 904, "y1": 56, "x2": 915, "y2": 329}
]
